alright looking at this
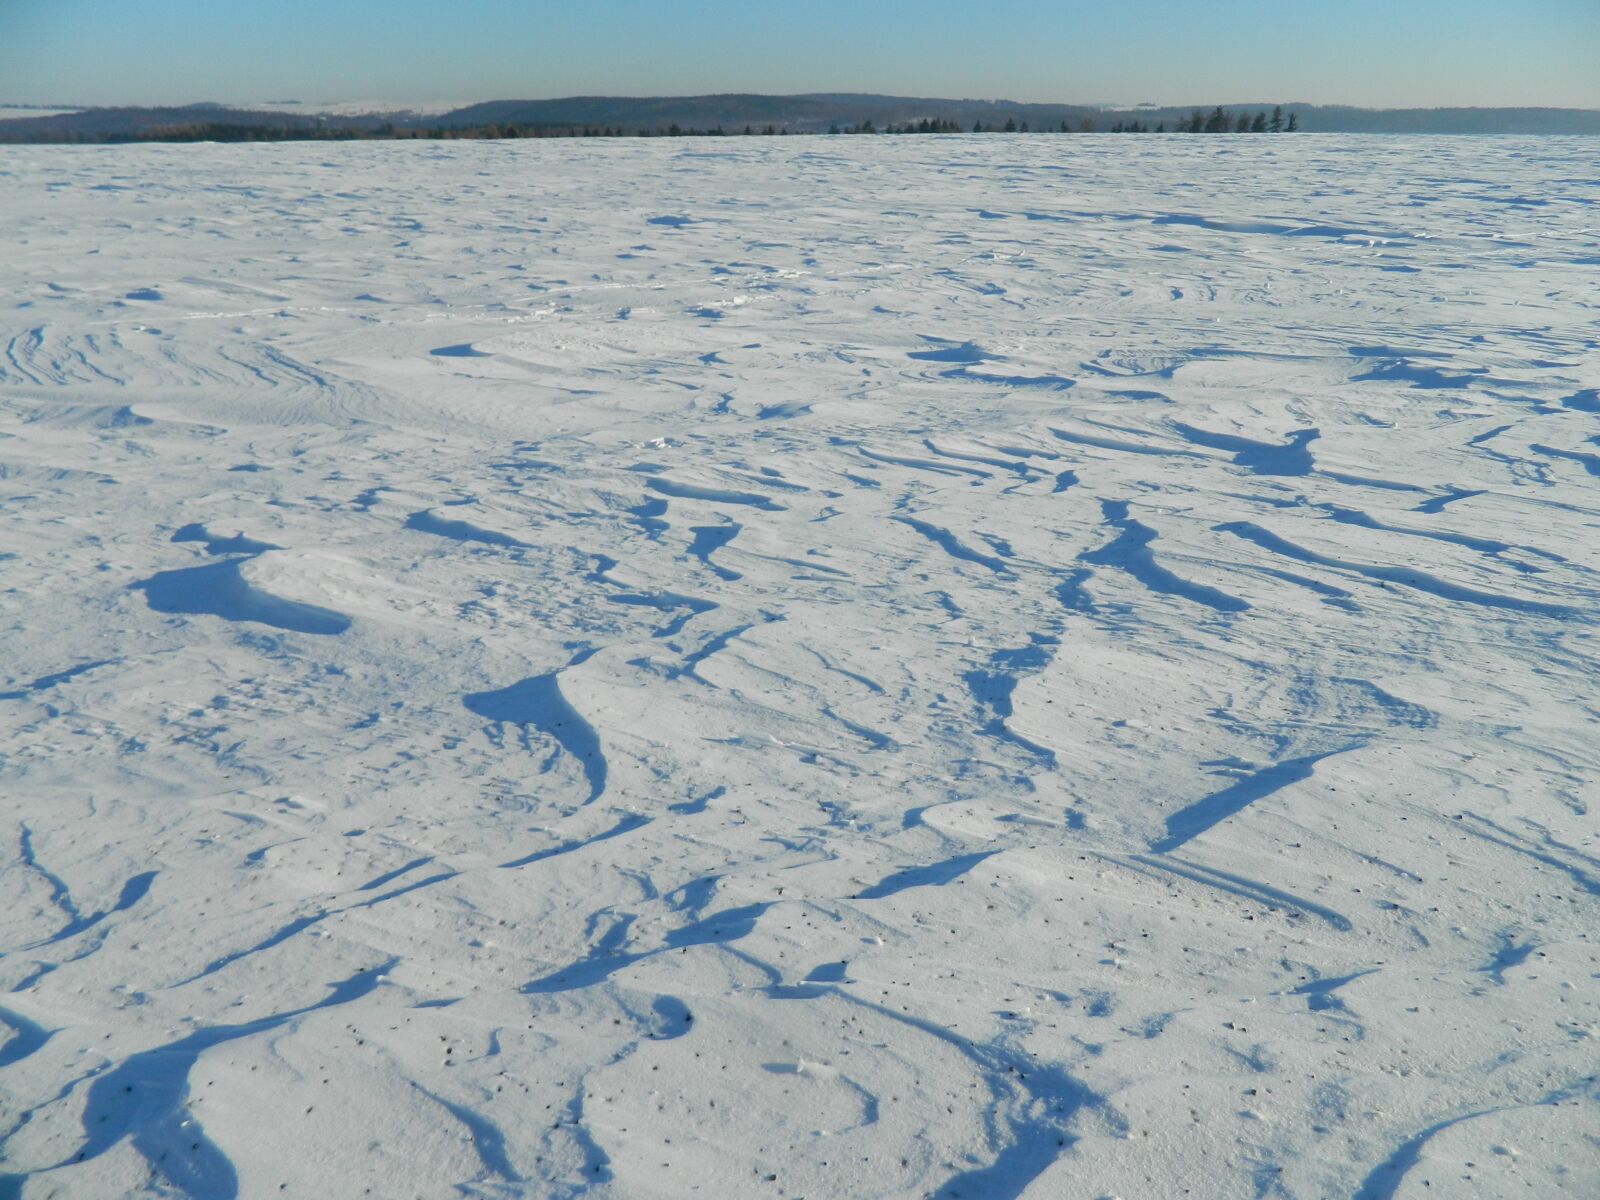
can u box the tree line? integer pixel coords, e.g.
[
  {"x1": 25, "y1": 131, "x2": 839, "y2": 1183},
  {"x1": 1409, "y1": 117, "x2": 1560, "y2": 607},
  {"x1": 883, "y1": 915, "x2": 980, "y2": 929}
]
[
  {"x1": 830, "y1": 106, "x2": 1298, "y2": 135},
  {"x1": 1169, "y1": 105, "x2": 1299, "y2": 133},
  {"x1": 4, "y1": 107, "x2": 1300, "y2": 144}
]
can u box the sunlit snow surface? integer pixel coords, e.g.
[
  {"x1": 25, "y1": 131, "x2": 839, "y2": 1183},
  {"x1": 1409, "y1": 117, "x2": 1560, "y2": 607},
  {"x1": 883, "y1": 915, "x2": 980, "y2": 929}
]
[{"x1": 2, "y1": 137, "x2": 1598, "y2": 1198}]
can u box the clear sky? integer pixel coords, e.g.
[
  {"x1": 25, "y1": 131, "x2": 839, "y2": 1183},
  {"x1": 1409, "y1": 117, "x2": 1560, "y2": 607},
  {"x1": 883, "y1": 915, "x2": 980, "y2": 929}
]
[{"x1": 4, "y1": 0, "x2": 1597, "y2": 110}]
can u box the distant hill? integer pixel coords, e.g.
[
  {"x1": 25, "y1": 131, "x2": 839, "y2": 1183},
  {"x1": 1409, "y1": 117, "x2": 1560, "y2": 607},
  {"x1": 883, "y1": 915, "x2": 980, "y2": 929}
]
[
  {"x1": 3, "y1": 94, "x2": 1597, "y2": 142},
  {"x1": 438, "y1": 95, "x2": 1600, "y2": 136},
  {"x1": 0, "y1": 103, "x2": 386, "y2": 140},
  {"x1": 1281, "y1": 105, "x2": 1600, "y2": 134}
]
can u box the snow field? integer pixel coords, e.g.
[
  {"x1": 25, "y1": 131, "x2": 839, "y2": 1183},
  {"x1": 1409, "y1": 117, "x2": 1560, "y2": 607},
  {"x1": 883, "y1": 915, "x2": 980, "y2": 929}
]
[{"x1": 1, "y1": 135, "x2": 1597, "y2": 1198}]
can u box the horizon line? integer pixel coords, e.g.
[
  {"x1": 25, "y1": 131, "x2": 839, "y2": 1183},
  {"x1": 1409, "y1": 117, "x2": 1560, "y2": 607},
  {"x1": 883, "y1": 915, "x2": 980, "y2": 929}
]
[{"x1": 6, "y1": 94, "x2": 1600, "y2": 115}]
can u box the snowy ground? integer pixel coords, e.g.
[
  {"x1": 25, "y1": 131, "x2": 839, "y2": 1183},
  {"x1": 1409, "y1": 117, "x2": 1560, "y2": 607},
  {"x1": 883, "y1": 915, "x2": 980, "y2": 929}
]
[{"x1": 1, "y1": 136, "x2": 1597, "y2": 1199}]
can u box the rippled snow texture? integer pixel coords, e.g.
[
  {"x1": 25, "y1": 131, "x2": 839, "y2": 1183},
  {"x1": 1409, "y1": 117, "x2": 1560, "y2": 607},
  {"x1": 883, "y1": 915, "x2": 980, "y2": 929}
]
[{"x1": 2, "y1": 136, "x2": 1598, "y2": 1199}]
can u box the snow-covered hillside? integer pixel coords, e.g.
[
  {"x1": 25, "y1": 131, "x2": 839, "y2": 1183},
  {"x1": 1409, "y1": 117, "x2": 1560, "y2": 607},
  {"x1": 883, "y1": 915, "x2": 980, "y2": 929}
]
[{"x1": 1, "y1": 135, "x2": 1596, "y2": 1199}]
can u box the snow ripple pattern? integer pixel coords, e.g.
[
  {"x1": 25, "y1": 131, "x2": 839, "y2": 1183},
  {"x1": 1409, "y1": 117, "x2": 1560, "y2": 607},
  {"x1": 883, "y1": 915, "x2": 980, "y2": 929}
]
[{"x1": 1, "y1": 136, "x2": 1597, "y2": 1199}]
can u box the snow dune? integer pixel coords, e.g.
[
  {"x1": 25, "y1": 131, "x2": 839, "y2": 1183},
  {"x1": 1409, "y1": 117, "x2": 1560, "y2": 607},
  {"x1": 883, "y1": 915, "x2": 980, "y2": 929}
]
[{"x1": 1, "y1": 135, "x2": 1597, "y2": 1198}]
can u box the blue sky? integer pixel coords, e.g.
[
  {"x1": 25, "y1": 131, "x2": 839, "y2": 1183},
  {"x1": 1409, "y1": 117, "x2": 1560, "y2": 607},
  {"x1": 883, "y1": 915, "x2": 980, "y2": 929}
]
[{"x1": 4, "y1": 0, "x2": 1597, "y2": 109}]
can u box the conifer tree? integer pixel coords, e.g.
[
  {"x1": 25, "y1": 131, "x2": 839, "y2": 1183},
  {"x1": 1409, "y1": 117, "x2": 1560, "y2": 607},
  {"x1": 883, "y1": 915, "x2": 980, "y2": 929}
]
[
  {"x1": 1270, "y1": 105, "x2": 1284, "y2": 132},
  {"x1": 1287, "y1": 111, "x2": 1299, "y2": 132},
  {"x1": 1251, "y1": 111, "x2": 1267, "y2": 133}
]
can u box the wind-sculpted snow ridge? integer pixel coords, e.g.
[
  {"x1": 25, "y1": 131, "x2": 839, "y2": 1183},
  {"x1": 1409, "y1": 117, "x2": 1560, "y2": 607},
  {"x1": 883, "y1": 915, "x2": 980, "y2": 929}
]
[{"x1": 1, "y1": 136, "x2": 1597, "y2": 1199}]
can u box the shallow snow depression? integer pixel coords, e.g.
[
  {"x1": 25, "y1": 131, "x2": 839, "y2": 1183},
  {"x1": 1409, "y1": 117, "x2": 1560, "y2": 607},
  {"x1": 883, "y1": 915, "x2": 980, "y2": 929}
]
[{"x1": 1, "y1": 136, "x2": 1597, "y2": 1198}]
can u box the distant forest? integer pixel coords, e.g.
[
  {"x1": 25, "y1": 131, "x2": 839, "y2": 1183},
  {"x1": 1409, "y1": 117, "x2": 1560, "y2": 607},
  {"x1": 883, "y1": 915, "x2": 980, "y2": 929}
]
[
  {"x1": 830, "y1": 106, "x2": 1298, "y2": 136},
  {"x1": 2, "y1": 94, "x2": 1595, "y2": 144},
  {"x1": 17, "y1": 105, "x2": 1301, "y2": 143}
]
